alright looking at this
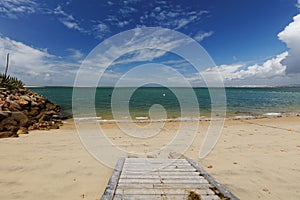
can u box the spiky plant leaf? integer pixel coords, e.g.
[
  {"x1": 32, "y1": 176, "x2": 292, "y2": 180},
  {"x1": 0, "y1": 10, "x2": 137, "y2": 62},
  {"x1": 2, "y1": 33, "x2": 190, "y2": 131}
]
[{"x1": 0, "y1": 73, "x2": 24, "y2": 89}]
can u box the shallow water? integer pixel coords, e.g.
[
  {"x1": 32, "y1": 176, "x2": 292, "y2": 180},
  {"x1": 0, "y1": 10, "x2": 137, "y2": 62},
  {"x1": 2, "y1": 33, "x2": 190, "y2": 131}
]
[{"x1": 29, "y1": 87, "x2": 300, "y2": 121}]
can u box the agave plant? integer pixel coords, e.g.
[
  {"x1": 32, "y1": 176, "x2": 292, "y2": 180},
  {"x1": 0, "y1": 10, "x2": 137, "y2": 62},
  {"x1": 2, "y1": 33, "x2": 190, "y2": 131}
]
[
  {"x1": 0, "y1": 53, "x2": 24, "y2": 90},
  {"x1": 0, "y1": 73, "x2": 24, "y2": 89}
]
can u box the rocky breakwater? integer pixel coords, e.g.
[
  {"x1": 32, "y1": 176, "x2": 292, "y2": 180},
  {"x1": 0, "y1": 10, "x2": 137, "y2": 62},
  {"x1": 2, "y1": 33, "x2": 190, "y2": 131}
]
[{"x1": 0, "y1": 88, "x2": 62, "y2": 138}]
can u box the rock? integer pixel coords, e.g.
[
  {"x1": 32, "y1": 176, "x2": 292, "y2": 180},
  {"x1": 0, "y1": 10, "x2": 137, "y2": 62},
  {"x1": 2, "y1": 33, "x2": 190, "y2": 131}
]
[
  {"x1": 16, "y1": 99, "x2": 29, "y2": 106},
  {"x1": 0, "y1": 111, "x2": 9, "y2": 120},
  {"x1": 20, "y1": 95, "x2": 31, "y2": 102},
  {"x1": 41, "y1": 114, "x2": 51, "y2": 122},
  {"x1": 0, "y1": 131, "x2": 18, "y2": 138},
  {"x1": 46, "y1": 103, "x2": 58, "y2": 111},
  {"x1": 8, "y1": 100, "x2": 22, "y2": 111},
  {"x1": 0, "y1": 116, "x2": 17, "y2": 127},
  {"x1": 52, "y1": 115, "x2": 60, "y2": 119},
  {"x1": 45, "y1": 110, "x2": 57, "y2": 115},
  {"x1": 36, "y1": 112, "x2": 44, "y2": 120},
  {"x1": 2, "y1": 101, "x2": 9, "y2": 109},
  {"x1": 28, "y1": 125, "x2": 37, "y2": 131},
  {"x1": 28, "y1": 109, "x2": 39, "y2": 116},
  {"x1": 31, "y1": 106, "x2": 40, "y2": 111},
  {"x1": 11, "y1": 112, "x2": 28, "y2": 126},
  {"x1": 22, "y1": 109, "x2": 28, "y2": 116},
  {"x1": 18, "y1": 88, "x2": 27, "y2": 94},
  {"x1": 17, "y1": 127, "x2": 28, "y2": 135},
  {"x1": 0, "y1": 88, "x2": 62, "y2": 138},
  {"x1": 3, "y1": 124, "x2": 18, "y2": 132},
  {"x1": 31, "y1": 101, "x2": 39, "y2": 107}
]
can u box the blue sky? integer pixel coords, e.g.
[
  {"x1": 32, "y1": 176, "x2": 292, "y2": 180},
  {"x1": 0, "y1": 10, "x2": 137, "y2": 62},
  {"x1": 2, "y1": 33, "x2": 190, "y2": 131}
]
[{"x1": 0, "y1": 0, "x2": 300, "y2": 86}]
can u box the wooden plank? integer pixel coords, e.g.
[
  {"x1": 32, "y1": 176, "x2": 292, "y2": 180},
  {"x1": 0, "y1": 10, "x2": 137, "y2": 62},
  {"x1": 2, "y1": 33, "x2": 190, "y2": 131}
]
[
  {"x1": 116, "y1": 183, "x2": 212, "y2": 189},
  {"x1": 187, "y1": 158, "x2": 239, "y2": 200},
  {"x1": 122, "y1": 166, "x2": 193, "y2": 171},
  {"x1": 124, "y1": 161, "x2": 190, "y2": 165},
  {"x1": 124, "y1": 159, "x2": 189, "y2": 163},
  {"x1": 125, "y1": 158, "x2": 187, "y2": 162},
  {"x1": 200, "y1": 196, "x2": 221, "y2": 200},
  {"x1": 124, "y1": 160, "x2": 189, "y2": 163},
  {"x1": 113, "y1": 194, "x2": 220, "y2": 200},
  {"x1": 101, "y1": 158, "x2": 125, "y2": 200},
  {"x1": 115, "y1": 188, "x2": 215, "y2": 195},
  {"x1": 122, "y1": 165, "x2": 193, "y2": 169},
  {"x1": 120, "y1": 175, "x2": 203, "y2": 179},
  {"x1": 122, "y1": 168, "x2": 197, "y2": 172},
  {"x1": 119, "y1": 171, "x2": 201, "y2": 176},
  {"x1": 123, "y1": 163, "x2": 190, "y2": 167},
  {"x1": 118, "y1": 178, "x2": 209, "y2": 184},
  {"x1": 113, "y1": 194, "x2": 178, "y2": 200},
  {"x1": 123, "y1": 163, "x2": 192, "y2": 167}
]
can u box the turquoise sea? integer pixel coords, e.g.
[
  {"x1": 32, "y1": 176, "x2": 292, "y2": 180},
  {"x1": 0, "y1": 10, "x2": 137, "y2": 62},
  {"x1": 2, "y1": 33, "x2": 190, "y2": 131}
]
[{"x1": 29, "y1": 87, "x2": 300, "y2": 121}]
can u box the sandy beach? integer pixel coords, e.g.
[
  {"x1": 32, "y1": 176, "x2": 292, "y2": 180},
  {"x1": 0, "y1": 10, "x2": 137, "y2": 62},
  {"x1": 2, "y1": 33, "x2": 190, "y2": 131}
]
[{"x1": 1, "y1": 116, "x2": 300, "y2": 200}]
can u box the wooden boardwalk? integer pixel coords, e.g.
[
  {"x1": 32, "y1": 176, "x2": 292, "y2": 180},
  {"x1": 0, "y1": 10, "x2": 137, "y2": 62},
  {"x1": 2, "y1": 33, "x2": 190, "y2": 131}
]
[{"x1": 102, "y1": 158, "x2": 238, "y2": 200}]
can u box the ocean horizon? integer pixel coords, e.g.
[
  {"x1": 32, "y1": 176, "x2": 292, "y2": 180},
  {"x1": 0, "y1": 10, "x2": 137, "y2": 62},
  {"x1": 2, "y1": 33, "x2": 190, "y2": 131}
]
[{"x1": 29, "y1": 86, "x2": 300, "y2": 122}]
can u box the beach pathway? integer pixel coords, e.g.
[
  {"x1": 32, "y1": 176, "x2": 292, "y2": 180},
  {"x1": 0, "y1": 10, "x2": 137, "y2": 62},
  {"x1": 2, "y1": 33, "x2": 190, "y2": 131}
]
[{"x1": 101, "y1": 158, "x2": 238, "y2": 200}]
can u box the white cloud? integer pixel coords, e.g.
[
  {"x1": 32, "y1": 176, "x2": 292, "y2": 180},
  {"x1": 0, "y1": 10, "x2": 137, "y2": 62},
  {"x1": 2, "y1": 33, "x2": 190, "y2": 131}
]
[
  {"x1": 74, "y1": 28, "x2": 197, "y2": 86},
  {"x1": 207, "y1": 12, "x2": 300, "y2": 85},
  {"x1": 53, "y1": 6, "x2": 87, "y2": 33},
  {"x1": 0, "y1": 36, "x2": 79, "y2": 86},
  {"x1": 210, "y1": 64, "x2": 244, "y2": 80},
  {"x1": 92, "y1": 21, "x2": 110, "y2": 39},
  {"x1": 116, "y1": 20, "x2": 130, "y2": 28},
  {"x1": 150, "y1": 9, "x2": 208, "y2": 30},
  {"x1": 0, "y1": 0, "x2": 37, "y2": 18},
  {"x1": 0, "y1": 0, "x2": 209, "y2": 41},
  {"x1": 119, "y1": 6, "x2": 137, "y2": 16},
  {"x1": 0, "y1": 1, "x2": 97, "y2": 37},
  {"x1": 107, "y1": 1, "x2": 114, "y2": 6},
  {"x1": 0, "y1": 1, "x2": 88, "y2": 34},
  {"x1": 206, "y1": 52, "x2": 287, "y2": 81},
  {"x1": 175, "y1": 18, "x2": 191, "y2": 30},
  {"x1": 66, "y1": 48, "x2": 85, "y2": 61},
  {"x1": 197, "y1": 13, "x2": 300, "y2": 86},
  {"x1": 109, "y1": 29, "x2": 192, "y2": 65},
  {"x1": 278, "y1": 14, "x2": 300, "y2": 74},
  {"x1": 194, "y1": 31, "x2": 214, "y2": 42},
  {"x1": 93, "y1": 22, "x2": 109, "y2": 33},
  {"x1": 130, "y1": 2, "x2": 209, "y2": 30},
  {"x1": 154, "y1": 7, "x2": 161, "y2": 12}
]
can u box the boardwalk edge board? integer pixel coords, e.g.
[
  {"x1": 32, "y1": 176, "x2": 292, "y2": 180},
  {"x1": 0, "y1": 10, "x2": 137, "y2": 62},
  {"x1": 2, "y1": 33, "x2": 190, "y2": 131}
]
[
  {"x1": 101, "y1": 158, "x2": 125, "y2": 200},
  {"x1": 186, "y1": 158, "x2": 239, "y2": 200}
]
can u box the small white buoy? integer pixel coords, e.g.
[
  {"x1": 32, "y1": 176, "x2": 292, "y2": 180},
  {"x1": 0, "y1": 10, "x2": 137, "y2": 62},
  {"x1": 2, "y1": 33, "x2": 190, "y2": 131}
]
[{"x1": 162, "y1": 93, "x2": 166, "y2": 96}]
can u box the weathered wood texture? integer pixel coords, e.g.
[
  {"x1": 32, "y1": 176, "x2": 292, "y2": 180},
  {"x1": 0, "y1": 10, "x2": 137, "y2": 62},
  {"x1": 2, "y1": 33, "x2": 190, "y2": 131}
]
[
  {"x1": 101, "y1": 158, "x2": 125, "y2": 200},
  {"x1": 187, "y1": 158, "x2": 239, "y2": 200},
  {"x1": 102, "y1": 158, "x2": 239, "y2": 200}
]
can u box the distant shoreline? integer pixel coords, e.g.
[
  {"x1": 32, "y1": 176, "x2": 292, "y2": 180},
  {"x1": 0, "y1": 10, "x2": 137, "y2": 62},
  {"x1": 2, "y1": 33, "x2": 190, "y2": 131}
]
[
  {"x1": 24, "y1": 86, "x2": 46, "y2": 88},
  {"x1": 26, "y1": 86, "x2": 300, "y2": 89}
]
